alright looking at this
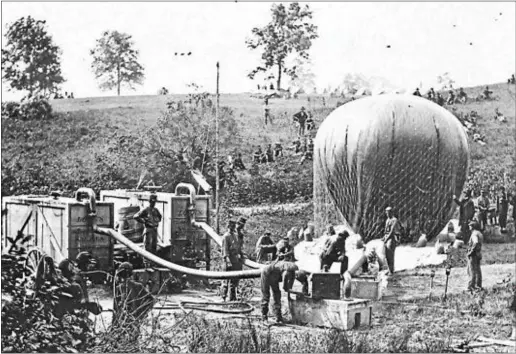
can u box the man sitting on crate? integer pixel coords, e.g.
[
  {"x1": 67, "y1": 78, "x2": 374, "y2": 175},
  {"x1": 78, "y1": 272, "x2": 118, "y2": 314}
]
[
  {"x1": 133, "y1": 194, "x2": 162, "y2": 269},
  {"x1": 260, "y1": 260, "x2": 309, "y2": 323}
]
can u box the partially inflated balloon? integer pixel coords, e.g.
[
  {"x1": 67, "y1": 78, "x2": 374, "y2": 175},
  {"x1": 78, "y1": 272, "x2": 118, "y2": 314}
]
[{"x1": 314, "y1": 95, "x2": 469, "y2": 242}]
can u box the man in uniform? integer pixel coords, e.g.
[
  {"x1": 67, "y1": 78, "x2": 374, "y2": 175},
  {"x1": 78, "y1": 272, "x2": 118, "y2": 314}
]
[
  {"x1": 255, "y1": 231, "x2": 277, "y2": 263},
  {"x1": 276, "y1": 236, "x2": 295, "y2": 261},
  {"x1": 383, "y1": 206, "x2": 400, "y2": 274},
  {"x1": 436, "y1": 92, "x2": 445, "y2": 106},
  {"x1": 483, "y1": 86, "x2": 492, "y2": 100},
  {"x1": 467, "y1": 221, "x2": 483, "y2": 292},
  {"x1": 319, "y1": 230, "x2": 349, "y2": 275},
  {"x1": 426, "y1": 88, "x2": 436, "y2": 101},
  {"x1": 264, "y1": 98, "x2": 271, "y2": 125},
  {"x1": 273, "y1": 143, "x2": 283, "y2": 159},
  {"x1": 413, "y1": 88, "x2": 422, "y2": 97},
  {"x1": 134, "y1": 194, "x2": 162, "y2": 268},
  {"x1": 260, "y1": 260, "x2": 309, "y2": 323},
  {"x1": 113, "y1": 262, "x2": 155, "y2": 330},
  {"x1": 453, "y1": 190, "x2": 476, "y2": 242},
  {"x1": 457, "y1": 87, "x2": 468, "y2": 103},
  {"x1": 233, "y1": 152, "x2": 246, "y2": 170},
  {"x1": 293, "y1": 107, "x2": 308, "y2": 137},
  {"x1": 306, "y1": 113, "x2": 315, "y2": 131},
  {"x1": 497, "y1": 187, "x2": 509, "y2": 233},
  {"x1": 253, "y1": 146, "x2": 263, "y2": 164},
  {"x1": 221, "y1": 220, "x2": 243, "y2": 301},
  {"x1": 299, "y1": 138, "x2": 314, "y2": 165},
  {"x1": 292, "y1": 138, "x2": 302, "y2": 154},
  {"x1": 477, "y1": 190, "x2": 490, "y2": 231},
  {"x1": 265, "y1": 144, "x2": 275, "y2": 163}
]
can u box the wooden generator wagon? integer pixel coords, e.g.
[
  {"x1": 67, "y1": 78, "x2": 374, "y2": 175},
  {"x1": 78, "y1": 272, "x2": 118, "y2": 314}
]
[{"x1": 1, "y1": 189, "x2": 115, "y2": 276}]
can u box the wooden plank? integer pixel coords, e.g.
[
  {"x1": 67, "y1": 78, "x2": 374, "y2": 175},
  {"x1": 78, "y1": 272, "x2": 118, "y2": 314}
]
[{"x1": 477, "y1": 336, "x2": 516, "y2": 347}]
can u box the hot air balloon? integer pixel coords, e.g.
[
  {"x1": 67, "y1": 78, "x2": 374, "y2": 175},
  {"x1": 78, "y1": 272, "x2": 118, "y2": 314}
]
[{"x1": 314, "y1": 94, "x2": 469, "y2": 242}]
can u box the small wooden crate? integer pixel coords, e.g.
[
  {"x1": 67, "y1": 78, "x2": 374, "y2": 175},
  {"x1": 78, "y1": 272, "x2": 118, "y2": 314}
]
[
  {"x1": 289, "y1": 293, "x2": 372, "y2": 330},
  {"x1": 310, "y1": 272, "x2": 341, "y2": 299},
  {"x1": 347, "y1": 277, "x2": 381, "y2": 301}
]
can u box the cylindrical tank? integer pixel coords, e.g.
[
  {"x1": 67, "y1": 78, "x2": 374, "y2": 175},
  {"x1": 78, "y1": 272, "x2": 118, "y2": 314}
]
[
  {"x1": 117, "y1": 206, "x2": 144, "y2": 242},
  {"x1": 314, "y1": 95, "x2": 470, "y2": 242}
]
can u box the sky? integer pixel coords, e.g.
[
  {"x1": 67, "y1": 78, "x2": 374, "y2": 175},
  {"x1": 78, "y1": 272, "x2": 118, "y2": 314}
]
[{"x1": 1, "y1": 1, "x2": 515, "y2": 99}]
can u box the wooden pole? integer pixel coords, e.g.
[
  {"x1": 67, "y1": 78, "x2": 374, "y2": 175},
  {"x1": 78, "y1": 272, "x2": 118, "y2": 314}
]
[{"x1": 215, "y1": 62, "x2": 220, "y2": 234}]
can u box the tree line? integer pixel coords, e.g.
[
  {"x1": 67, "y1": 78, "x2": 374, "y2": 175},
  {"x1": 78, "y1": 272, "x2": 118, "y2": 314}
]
[{"x1": 2, "y1": 3, "x2": 318, "y2": 100}]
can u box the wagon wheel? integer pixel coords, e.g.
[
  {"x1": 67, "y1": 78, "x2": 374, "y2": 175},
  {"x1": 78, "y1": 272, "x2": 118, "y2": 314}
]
[{"x1": 24, "y1": 248, "x2": 44, "y2": 289}]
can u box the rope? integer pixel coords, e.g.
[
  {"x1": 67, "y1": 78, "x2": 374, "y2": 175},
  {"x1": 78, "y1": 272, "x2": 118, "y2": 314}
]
[{"x1": 154, "y1": 300, "x2": 255, "y2": 314}]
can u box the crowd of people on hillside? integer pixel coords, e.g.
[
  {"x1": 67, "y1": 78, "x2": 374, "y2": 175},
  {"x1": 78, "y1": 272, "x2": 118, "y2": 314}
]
[
  {"x1": 53, "y1": 91, "x2": 75, "y2": 99},
  {"x1": 414, "y1": 85, "x2": 496, "y2": 106}
]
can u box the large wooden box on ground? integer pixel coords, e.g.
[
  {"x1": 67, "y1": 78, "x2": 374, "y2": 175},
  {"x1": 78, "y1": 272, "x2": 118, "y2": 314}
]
[
  {"x1": 347, "y1": 277, "x2": 382, "y2": 301},
  {"x1": 310, "y1": 272, "x2": 341, "y2": 299},
  {"x1": 1, "y1": 195, "x2": 114, "y2": 270},
  {"x1": 289, "y1": 293, "x2": 372, "y2": 330},
  {"x1": 99, "y1": 189, "x2": 212, "y2": 269}
]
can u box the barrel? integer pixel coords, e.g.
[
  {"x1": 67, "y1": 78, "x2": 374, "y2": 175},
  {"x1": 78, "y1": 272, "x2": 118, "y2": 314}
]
[{"x1": 117, "y1": 206, "x2": 144, "y2": 242}]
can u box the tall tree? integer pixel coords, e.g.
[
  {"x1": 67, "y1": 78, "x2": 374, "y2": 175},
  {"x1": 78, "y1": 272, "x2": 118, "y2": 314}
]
[
  {"x1": 1, "y1": 16, "x2": 65, "y2": 98},
  {"x1": 90, "y1": 31, "x2": 144, "y2": 96},
  {"x1": 246, "y1": 2, "x2": 318, "y2": 91}
]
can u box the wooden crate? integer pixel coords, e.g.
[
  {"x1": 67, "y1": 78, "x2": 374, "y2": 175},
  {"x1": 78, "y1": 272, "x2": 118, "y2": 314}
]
[
  {"x1": 310, "y1": 272, "x2": 341, "y2": 299},
  {"x1": 289, "y1": 293, "x2": 372, "y2": 330},
  {"x1": 346, "y1": 277, "x2": 382, "y2": 301}
]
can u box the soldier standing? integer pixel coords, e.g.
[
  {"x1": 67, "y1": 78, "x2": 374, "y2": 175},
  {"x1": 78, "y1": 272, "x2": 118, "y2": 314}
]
[
  {"x1": 497, "y1": 187, "x2": 509, "y2": 233},
  {"x1": 264, "y1": 97, "x2": 271, "y2": 125},
  {"x1": 477, "y1": 190, "x2": 490, "y2": 231},
  {"x1": 293, "y1": 107, "x2": 308, "y2": 136},
  {"x1": 134, "y1": 194, "x2": 162, "y2": 269},
  {"x1": 221, "y1": 220, "x2": 243, "y2": 301},
  {"x1": 273, "y1": 143, "x2": 283, "y2": 158},
  {"x1": 383, "y1": 206, "x2": 400, "y2": 274},
  {"x1": 453, "y1": 190, "x2": 476, "y2": 243},
  {"x1": 467, "y1": 221, "x2": 483, "y2": 292}
]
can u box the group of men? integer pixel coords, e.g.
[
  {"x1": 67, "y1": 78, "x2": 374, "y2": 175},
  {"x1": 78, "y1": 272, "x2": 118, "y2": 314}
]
[
  {"x1": 454, "y1": 187, "x2": 511, "y2": 237},
  {"x1": 252, "y1": 143, "x2": 284, "y2": 164},
  {"x1": 414, "y1": 86, "x2": 494, "y2": 106}
]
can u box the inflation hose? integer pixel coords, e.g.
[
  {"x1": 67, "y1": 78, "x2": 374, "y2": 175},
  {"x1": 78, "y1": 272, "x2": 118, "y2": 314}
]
[{"x1": 94, "y1": 226, "x2": 262, "y2": 279}]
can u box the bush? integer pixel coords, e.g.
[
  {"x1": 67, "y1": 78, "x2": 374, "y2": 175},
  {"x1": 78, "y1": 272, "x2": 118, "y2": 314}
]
[
  {"x1": 19, "y1": 98, "x2": 53, "y2": 120},
  {"x1": 1, "y1": 234, "x2": 94, "y2": 353},
  {"x1": 1, "y1": 101, "x2": 21, "y2": 119}
]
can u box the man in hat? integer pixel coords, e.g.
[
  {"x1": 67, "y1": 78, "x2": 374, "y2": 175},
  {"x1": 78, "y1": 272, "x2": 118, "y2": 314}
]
[
  {"x1": 466, "y1": 221, "x2": 483, "y2": 292},
  {"x1": 260, "y1": 260, "x2": 309, "y2": 323},
  {"x1": 233, "y1": 152, "x2": 246, "y2": 170},
  {"x1": 293, "y1": 106, "x2": 309, "y2": 137},
  {"x1": 383, "y1": 206, "x2": 400, "y2": 274},
  {"x1": 113, "y1": 262, "x2": 155, "y2": 329},
  {"x1": 477, "y1": 190, "x2": 490, "y2": 231},
  {"x1": 276, "y1": 236, "x2": 295, "y2": 262},
  {"x1": 457, "y1": 88, "x2": 468, "y2": 104},
  {"x1": 497, "y1": 187, "x2": 509, "y2": 233},
  {"x1": 426, "y1": 88, "x2": 436, "y2": 101},
  {"x1": 320, "y1": 230, "x2": 350, "y2": 275},
  {"x1": 447, "y1": 90, "x2": 456, "y2": 105},
  {"x1": 221, "y1": 219, "x2": 243, "y2": 301},
  {"x1": 454, "y1": 190, "x2": 476, "y2": 243},
  {"x1": 134, "y1": 194, "x2": 162, "y2": 268},
  {"x1": 413, "y1": 88, "x2": 422, "y2": 97},
  {"x1": 483, "y1": 86, "x2": 492, "y2": 100},
  {"x1": 255, "y1": 231, "x2": 277, "y2": 263}
]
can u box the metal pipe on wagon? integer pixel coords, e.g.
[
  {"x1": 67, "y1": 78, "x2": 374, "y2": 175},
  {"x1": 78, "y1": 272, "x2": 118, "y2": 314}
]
[
  {"x1": 215, "y1": 61, "x2": 220, "y2": 234},
  {"x1": 94, "y1": 226, "x2": 261, "y2": 279}
]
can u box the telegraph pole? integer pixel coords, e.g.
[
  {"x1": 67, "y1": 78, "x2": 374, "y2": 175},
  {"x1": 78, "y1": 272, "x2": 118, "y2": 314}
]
[{"x1": 215, "y1": 62, "x2": 220, "y2": 234}]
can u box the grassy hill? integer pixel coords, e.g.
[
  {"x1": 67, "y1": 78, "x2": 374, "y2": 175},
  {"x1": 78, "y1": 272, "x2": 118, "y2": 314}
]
[{"x1": 2, "y1": 83, "x2": 515, "y2": 202}]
